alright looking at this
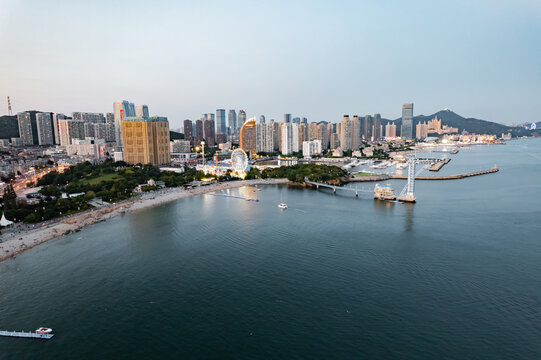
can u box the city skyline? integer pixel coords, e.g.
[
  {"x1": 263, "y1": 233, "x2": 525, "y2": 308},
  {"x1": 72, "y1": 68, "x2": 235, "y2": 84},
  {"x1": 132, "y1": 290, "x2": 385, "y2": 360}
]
[{"x1": 1, "y1": 1, "x2": 540, "y2": 127}]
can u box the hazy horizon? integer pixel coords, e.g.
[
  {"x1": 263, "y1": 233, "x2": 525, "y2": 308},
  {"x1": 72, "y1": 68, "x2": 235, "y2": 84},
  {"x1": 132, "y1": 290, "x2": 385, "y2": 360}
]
[{"x1": 1, "y1": 0, "x2": 540, "y2": 128}]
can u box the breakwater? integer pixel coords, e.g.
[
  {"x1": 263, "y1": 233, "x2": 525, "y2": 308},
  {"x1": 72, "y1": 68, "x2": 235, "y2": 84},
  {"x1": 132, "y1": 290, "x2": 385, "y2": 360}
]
[{"x1": 390, "y1": 166, "x2": 499, "y2": 180}]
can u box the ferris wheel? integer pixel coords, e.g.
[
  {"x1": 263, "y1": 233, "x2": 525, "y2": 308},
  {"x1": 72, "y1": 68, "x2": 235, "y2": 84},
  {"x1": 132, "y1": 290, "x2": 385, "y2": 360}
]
[{"x1": 231, "y1": 148, "x2": 248, "y2": 173}]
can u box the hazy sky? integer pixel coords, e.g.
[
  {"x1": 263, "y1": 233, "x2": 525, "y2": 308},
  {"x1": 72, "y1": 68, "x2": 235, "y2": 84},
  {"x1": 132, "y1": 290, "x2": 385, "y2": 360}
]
[{"x1": 1, "y1": 0, "x2": 540, "y2": 127}]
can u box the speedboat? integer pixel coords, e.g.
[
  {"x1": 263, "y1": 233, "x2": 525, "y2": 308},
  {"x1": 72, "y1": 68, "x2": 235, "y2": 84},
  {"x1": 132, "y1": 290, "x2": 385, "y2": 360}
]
[
  {"x1": 278, "y1": 203, "x2": 288, "y2": 210},
  {"x1": 36, "y1": 327, "x2": 53, "y2": 334}
]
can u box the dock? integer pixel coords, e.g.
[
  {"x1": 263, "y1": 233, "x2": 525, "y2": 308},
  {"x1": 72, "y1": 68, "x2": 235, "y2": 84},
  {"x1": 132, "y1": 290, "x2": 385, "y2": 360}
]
[
  {"x1": 390, "y1": 166, "x2": 499, "y2": 180},
  {"x1": 0, "y1": 330, "x2": 54, "y2": 339},
  {"x1": 428, "y1": 158, "x2": 451, "y2": 171}
]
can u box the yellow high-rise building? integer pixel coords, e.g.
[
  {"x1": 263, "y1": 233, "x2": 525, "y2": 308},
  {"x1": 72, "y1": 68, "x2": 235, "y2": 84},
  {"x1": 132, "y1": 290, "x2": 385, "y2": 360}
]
[{"x1": 122, "y1": 116, "x2": 171, "y2": 165}]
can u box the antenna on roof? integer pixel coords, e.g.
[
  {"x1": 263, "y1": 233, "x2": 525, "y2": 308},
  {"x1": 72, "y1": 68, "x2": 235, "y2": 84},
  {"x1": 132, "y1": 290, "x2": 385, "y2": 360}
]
[{"x1": 7, "y1": 96, "x2": 13, "y2": 115}]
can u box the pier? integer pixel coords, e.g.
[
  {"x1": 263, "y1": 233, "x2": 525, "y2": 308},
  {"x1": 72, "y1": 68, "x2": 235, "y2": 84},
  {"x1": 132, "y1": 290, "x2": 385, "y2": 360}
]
[
  {"x1": 390, "y1": 166, "x2": 499, "y2": 180},
  {"x1": 428, "y1": 158, "x2": 451, "y2": 171},
  {"x1": 304, "y1": 179, "x2": 372, "y2": 197},
  {"x1": 0, "y1": 330, "x2": 54, "y2": 339}
]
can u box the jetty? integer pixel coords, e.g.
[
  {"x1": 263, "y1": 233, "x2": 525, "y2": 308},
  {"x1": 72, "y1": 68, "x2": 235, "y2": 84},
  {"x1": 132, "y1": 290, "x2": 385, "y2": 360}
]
[
  {"x1": 0, "y1": 330, "x2": 54, "y2": 339},
  {"x1": 428, "y1": 158, "x2": 451, "y2": 171},
  {"x1": 390, "y1": 166, "x2": 499, "y2": 180},
  {"x1": 304, "y1": 179, "x2": 372, "y2": 197}
]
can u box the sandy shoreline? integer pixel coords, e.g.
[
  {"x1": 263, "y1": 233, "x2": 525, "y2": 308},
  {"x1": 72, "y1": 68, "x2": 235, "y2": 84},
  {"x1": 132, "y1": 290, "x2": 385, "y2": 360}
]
[{"x1": 0, "y1": 178, "x2": 290, "y2": 263}]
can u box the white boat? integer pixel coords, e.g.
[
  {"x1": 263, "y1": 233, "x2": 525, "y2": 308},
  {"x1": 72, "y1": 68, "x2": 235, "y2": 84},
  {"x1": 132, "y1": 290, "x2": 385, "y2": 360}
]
[{"x1": 278, "y1": 203, "x2": 288, "y2": 210}]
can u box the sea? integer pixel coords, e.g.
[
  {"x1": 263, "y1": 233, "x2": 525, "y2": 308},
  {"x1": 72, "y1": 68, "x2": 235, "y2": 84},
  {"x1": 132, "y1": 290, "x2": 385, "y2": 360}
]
[{"x1": 1, "y1": 138, "x2": 540, "y2": 359}]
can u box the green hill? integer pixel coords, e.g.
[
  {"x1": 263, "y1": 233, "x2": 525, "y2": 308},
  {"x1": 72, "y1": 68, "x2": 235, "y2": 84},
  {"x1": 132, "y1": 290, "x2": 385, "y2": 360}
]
[
  {"x1": 0, "y1": 115, "x2": 19, "y2": 139},
  {"x1": 382, "y1": 109, "x2": 530, "y2": 137}
]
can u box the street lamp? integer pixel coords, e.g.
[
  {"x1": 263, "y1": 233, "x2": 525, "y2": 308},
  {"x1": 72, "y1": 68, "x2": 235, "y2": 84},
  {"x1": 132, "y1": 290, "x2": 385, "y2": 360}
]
[{"x1": 201, "y1": 141, "x2": 205, "y2": 167}]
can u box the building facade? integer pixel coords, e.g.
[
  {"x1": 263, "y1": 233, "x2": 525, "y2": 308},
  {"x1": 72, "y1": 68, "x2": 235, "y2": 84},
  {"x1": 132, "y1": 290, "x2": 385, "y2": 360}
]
[
  {"x1": 35, "y1": 112, "x2": 54, "y2": 145},
  {"x1": 17, "y1": 112, "x2": 33, "y2": 146},
  {"x1": 240, "y1": 117, "x2": 257, "y2": 155},
  {"x1": 121, "y1": 116, "x2": 171, "y2": 165},
  {"x1": 401, "y1": 103, "x2": 414, "y2": 140}
]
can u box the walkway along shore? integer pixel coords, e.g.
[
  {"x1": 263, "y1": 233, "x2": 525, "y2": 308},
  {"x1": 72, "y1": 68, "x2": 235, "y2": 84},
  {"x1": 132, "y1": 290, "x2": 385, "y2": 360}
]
[{"x1": 0, "y1": 178, "x2": 289, "y2": 263}]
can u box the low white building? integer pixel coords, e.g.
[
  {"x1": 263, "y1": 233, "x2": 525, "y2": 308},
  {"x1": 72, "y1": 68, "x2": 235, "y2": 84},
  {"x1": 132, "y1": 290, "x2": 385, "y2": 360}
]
[
  {"x1": 170, "y1": 152, "x2": 198, "y2": 165},
  {"x1": 170, "y1": 140, "x2": 191, "y2": 153}
]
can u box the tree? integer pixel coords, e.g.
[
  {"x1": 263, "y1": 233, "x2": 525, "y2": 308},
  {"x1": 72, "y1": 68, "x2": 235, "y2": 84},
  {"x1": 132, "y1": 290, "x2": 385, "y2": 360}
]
[
  {"x1": 2, "y1": 184, "x2": 17, "y2": 208},
  {"x1": 84, "y1": 190, "x2": 96, "y2": 201}
]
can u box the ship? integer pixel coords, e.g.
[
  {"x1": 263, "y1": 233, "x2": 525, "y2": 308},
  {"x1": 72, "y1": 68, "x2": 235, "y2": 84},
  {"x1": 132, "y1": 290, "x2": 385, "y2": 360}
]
[
  {"x1": 0, "y1": 327, "x2": 54, "y2": 339},
  {"x1": 374, "y1": 184, "x2": 396, "y2": 200},
  {"x1": 278, "y1": 203, "x2": 288, "y2": 210}
]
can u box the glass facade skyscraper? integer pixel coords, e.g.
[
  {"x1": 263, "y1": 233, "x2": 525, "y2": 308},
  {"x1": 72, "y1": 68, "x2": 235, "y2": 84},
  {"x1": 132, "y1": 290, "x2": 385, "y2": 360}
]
[
  {"x1": 401, "y1": 103, "x2": 414, "y2": 140},
  {"x1": 216, "y1": 109, "x2": 226, "y2": 134}
]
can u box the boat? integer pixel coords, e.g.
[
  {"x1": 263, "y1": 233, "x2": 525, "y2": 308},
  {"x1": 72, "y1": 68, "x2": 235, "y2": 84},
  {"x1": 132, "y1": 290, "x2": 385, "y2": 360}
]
[
  {"x1": 374, "y1": 184, "x2": 396, "y2": 200},
  {"x1": 278, "y1": 203, "x2": 288, "y2": 210},
  {"x1": 0, "y1": 327, "x2": 54, "y2": 339}
]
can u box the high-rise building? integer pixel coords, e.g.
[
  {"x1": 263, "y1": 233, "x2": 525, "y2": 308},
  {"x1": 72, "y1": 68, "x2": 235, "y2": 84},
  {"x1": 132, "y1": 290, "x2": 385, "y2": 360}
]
[
  {"x1": 362, "y1": 115, "x2": 373, "y2": 140},
  {"x1": 302, "y1": 117, "x2": 308, "y2": 124},
  {"x1": 351, "y1": 115, "x2": 360, "y2": 149},
  {"x1": 317, "y1": 123, "x2": 329, "y2": 150},
  {"x1": 52, "y1": 113, "x2": 66, "y2": 145},
  {"x1": 401, "y1": 103, "x2": 414, "y2": 140},
  {"x1": 416, "y1": 122, "x2": 428, "y2": 139},
  {"x1": 385, "y1": 122, "x2": 397, "y2": 138},
  {"x1": 216, "y1": 109, "x2": 226, "y2": 134},
  {"x1": 17, "y1": 112, "x2": 33, "y2": 146},
  {"x1": 256, "y1": 121, "x2": 276, "y2": 153},
  {"x1": 292, "y1": 117, "x2": 301, "y2": 124},
  {"x1": 228, "y1": 110, "x2": 237, "y2": 135},
  {"x1": 373, "y1": 114, "x2": 381, "y2": 140},
  {"x1": 308, "y1": 123, "x2": 318, "y2": 141},
  {"x1": 135, "y1": 105, "x2": 149, "y2": 119},
  {"x1": 121, "y1": 116, "x2": 170, "y2": 165},
  {"x1": 35, "y1": 113, "x2": 54, "y2": 145},
  {"x1": 113, "y1": 100, "x2": 136, "y2": 148},
  {"x1": 195, "y1": 120, "x2": 204, "y2": 144},
  {"x1": 299, "y1": 123, "x2": 309, "y2": 143},
  {"x1": 183, "y1": 120, "x2": 193, "y2": 142},
  {"x1": 330, "y1": 133, "x2": 339, "y2": 149},
  {"x1": 280, "y1": 122, "x2": 299, "y2": 155},
  {"x1": 284, "y1": 113, "x2": 291, "y2": 123},
  {"x1": 237, "y1": 110, "x2": 246, "y2": 133},
  {"x1": 204, "y1": 118, "x2": 216, "y2": 146},
  {"x1": 58, "y1": 120, "x2": 85, "y2": 146},
  {"x1": 240, "y1": 117, "x2": 257, "y2": 155},
  {"x1": 259, "y1": 115, "x2": 266, "y2": 124},
  {"x1": 340, "y1": 115, "x2": 361, "y2": 151}
]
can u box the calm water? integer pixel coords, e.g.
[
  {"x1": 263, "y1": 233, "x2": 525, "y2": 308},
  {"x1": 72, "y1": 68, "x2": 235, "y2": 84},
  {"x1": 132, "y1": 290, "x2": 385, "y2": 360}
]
[{"x1": 1, "y1": 139, "x2": 540, "y2": 359}]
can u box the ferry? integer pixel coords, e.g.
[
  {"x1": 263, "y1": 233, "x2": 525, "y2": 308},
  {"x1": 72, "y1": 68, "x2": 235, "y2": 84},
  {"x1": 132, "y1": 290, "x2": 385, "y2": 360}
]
[
  {"x1": 374, "y1": 184, "x2": 396, "y2": 200},
  {"x1": 0, "y1": 327, "x2": 54, "y2": 339},
  {"x1": 278, "y1": 203, "x2": 288, "y2": 210}
]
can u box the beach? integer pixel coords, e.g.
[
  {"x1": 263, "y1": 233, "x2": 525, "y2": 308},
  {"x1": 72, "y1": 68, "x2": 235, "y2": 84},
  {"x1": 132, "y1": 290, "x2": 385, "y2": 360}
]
[{"x1": 0, "y1": 178, "x2": 289, "y2": 262}]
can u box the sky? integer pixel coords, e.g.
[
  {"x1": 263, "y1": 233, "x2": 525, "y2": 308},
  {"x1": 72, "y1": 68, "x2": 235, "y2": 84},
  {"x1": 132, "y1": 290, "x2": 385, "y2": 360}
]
[{"x1": 0, "y1": 0, "x2": 540, "y2": 128}]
